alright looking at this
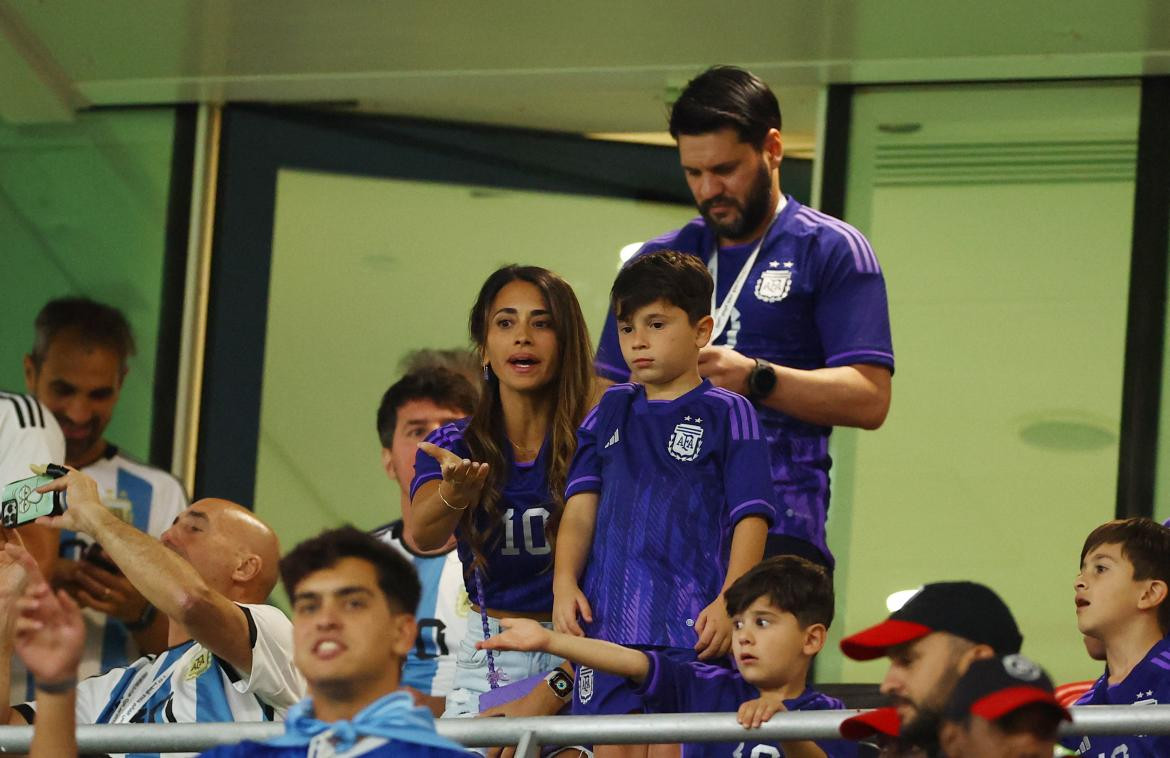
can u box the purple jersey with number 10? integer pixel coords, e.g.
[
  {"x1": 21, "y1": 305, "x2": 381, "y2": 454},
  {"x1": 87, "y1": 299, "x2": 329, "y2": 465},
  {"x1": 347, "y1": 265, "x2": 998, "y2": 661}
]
[
  {"x1": 566, "y1": 380, "x2": 775, "y2": 648},
  {"x1": 411, "y1": 420, "x2": 553, "y2": 613},
  {"x1": 594, "y1": 197, "x2": 894, "y2": 565}
]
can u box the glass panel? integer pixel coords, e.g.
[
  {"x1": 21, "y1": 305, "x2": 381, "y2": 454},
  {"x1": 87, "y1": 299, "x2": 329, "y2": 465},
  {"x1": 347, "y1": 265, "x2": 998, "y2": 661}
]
[{"x1": 821, "y1": 81, "x2": 1139, "y2": 685}]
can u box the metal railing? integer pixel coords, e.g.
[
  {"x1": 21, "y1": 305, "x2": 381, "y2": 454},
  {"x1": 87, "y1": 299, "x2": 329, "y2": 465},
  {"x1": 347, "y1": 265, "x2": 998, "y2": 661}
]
[{"x1": 0, "y1": 706, "x2": 1168, "y2": 755}]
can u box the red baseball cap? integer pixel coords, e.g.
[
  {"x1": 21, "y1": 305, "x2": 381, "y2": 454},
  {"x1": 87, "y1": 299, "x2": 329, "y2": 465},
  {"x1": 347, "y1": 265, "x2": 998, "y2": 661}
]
[
  {"x1": 839, "y1": 707, "x2": 901, "y2": 740},
  {"x1": 943, "y1": 655, "x2": 1071, "y2": 724}
]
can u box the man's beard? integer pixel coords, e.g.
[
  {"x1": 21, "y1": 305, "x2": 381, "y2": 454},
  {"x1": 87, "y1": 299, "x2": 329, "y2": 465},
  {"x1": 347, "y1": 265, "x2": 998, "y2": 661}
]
[
  {"x1": 896, "y1": 707, "x2": 943, "y2": 755},
  {"x1": 697, "y1": 161, "x2": 774, "y2": 241},
  {"x1": 895, "y1": 665, "x2": 962, "y2": 755},
  {"x1": 58, "y1": 416, "x2": 102, "y2": 464}
]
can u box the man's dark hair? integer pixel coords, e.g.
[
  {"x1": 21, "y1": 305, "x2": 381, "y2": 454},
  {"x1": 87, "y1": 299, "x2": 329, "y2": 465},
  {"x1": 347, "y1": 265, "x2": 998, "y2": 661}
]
[
  {"x1": 30, "y1": 297, "x2": 136, "y2": 370},
  {"x1": 669, "y1": 65, "x2": 782, "y2": 148},
  {"x1": 724, "y1": 555, "x2": 835, "y2": 629},
  {"x1": 611, "y1": 250, "x2": 713, "y2": 324},
  {"x1": 1081, "y1": 517, "x2": 1170, "y2": 632},
  {"x1": 375, "y1": 367, "x2": 477, "y2": 449},
  {"x1": 280, "y1": 526, "x2": 420, "y2": 614}
]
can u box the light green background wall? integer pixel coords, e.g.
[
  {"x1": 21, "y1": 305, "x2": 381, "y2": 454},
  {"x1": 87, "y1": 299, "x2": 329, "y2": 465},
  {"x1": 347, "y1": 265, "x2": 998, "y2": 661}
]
[
  {"x1": 0, "y1": 110, "x2": 177, "y2": 463},
  {"x1": 255, "y1": 169, "x2": 692, "y2": 603},
  {"x1": 821, "y1": 81, "x2": 1140, "y2": 685}
]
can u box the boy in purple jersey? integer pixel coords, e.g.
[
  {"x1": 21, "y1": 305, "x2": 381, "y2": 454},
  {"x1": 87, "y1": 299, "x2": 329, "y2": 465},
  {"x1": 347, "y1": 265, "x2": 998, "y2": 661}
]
[
  {"x1": 1069, "y1": 517, "x2": 1170, "y2": 757},
  {"x1": 594, "y1": 66, "x2": 894, "y2": 569},
  {"x1": 483, "y1": 557, "x2": 855, "y2": 758},
  {"x1": 555, "y1": 253, "x2": 774, "y2": 749}
]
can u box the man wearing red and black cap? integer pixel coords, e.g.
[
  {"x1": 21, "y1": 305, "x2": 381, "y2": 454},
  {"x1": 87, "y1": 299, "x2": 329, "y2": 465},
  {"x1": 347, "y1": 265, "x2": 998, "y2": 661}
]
[
  {"x1": 838, "y1": 582, "x2": 1023, "y2": 756},
  {"x1": 938, "y1": 654, "x2": 1070, "y2": 757}
]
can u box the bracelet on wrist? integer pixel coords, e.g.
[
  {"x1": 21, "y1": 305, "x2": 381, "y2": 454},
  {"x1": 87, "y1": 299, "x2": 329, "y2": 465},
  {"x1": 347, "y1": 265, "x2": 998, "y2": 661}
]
[
  {"x1": 124, "y1": 602, "x2": 157, "y2": 631},
  {"x1": 439, "y1": 484, "x2": 469, "y2": 511},
  {"x1": 35, "y1": 678, "x2": 77, "y2": 694}
]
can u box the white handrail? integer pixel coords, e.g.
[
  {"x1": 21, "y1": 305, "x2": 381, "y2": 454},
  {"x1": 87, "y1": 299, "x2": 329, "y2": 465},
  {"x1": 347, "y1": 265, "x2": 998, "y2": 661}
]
[{"x1": 0, "y1": 705, "x2": 1166, "y2": 753}]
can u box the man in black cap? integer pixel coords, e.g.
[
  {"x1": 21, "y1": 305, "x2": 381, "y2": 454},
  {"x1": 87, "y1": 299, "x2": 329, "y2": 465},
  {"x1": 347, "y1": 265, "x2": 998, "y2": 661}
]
[
  {"x1": 937, "y1": 654, "x2": 1070, "y2": 758},
  {"x1": 838, "y1": 582, "x2": 1023, "y2": 756}
]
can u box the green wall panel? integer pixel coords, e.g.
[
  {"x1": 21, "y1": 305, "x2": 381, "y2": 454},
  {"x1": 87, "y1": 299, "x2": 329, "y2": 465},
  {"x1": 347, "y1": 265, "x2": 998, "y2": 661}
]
[{"x1": 822, "y1": 81, "x2": 1139, "y2": 686}]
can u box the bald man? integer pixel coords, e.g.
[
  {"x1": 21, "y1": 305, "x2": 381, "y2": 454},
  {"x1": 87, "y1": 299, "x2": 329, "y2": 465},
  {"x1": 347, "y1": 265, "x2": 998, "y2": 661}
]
[{"x1": 0, "y1": 469, "x2": 304, "y2": 751}]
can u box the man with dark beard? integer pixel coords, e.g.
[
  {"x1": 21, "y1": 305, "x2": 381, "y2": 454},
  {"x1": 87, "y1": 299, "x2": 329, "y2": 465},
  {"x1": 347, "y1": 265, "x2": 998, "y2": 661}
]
[
  {"x1": 837, "y1": 582, "x2": 1023, "y2": 757},
  {"x1": 593, "y1": 65, "x2": 894, "y2": 571}
]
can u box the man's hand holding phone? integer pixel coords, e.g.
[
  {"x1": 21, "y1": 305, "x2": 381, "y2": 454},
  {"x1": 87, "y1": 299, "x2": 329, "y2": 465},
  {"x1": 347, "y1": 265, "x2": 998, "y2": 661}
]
[{"x1": 33, "y1": 467, "x2": 109, "y2": 536}]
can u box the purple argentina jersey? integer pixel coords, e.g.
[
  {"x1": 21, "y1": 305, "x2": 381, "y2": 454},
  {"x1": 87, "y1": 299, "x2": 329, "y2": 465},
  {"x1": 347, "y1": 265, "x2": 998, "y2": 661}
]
[
  {"x1": 1068, "y1": 634, "x2": 1170, "y2": 756},
  {"x1": 595, "y1": 196, "x2": 894, "y2": 565},
  {"x1": 411, "y1": 420, "x2": 554, "y2": 613},
  {"x1": 634, "y1": 651, "x2": 856, "y2": 758},
  {"x1": 566, "y1": 381, "x2": 775, "y2": 647}
]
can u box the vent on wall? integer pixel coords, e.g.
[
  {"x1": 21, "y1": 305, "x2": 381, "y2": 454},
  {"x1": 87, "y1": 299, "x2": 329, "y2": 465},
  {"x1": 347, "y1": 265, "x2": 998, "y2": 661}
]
[{"x1": 873, "y1": 139, "x2": 1136, "y2": 186}]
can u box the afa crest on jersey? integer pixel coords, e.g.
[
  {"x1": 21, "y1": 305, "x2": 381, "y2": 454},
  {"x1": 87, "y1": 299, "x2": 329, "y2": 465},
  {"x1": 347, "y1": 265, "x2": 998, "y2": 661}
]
[
  {"x1": 185, "y1": 649, "x2": 214, "y2": 680},
  {"x1": 755, "y1": 269, "x2": 792, "y2": 303},
  {"x1": 577, "y1": 667, "x2": 594, "y2": 704},
  {"x1": 668, "y1": 421, "x2": 704, "y2": 462}
]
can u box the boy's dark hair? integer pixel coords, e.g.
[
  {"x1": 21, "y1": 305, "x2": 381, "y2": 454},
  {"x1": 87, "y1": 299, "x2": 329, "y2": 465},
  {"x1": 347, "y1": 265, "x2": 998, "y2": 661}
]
[
  {"x1": 281, "y1": 526, "x2": 420, "y2": 614},
  {"x1": 724, "y1": 555, "x2": 835, "y2": 629},
  {"x1": 375, "y1": 367, "x2": 478, "y2": 449},
  {"x1": 669, "y1": 65, "x2": 782, "y2": 148},
  {"x1": 30, "y1": 297, "x2": 136, "y2": 371},
  {"x1": 1081, "y1": 517, "x2": 1170, "y2": 632},
  {"x1": 611, "y1": 250, "x2": 713, "y2": 324}
]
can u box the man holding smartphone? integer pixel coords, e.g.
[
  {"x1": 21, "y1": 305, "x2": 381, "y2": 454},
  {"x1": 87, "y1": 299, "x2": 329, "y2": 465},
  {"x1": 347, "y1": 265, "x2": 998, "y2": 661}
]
[{"x1": 22, "y1": 298, "x2": 187, "y2": 694}]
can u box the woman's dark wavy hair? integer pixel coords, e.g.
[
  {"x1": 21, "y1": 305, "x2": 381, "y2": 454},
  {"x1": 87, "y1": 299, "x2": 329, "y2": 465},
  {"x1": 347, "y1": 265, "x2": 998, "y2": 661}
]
[{"x1": 462, "y1": 265, "x2": 594, "y2": 576}]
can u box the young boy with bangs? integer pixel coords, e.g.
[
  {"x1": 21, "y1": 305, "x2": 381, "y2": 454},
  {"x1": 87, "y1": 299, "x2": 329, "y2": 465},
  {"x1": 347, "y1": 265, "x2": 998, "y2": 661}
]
[
  {"x1": 484, "y1": 556, "x2": 853, "y2": 758},
  {"x1": 553, "y1": 251, "x2": 776, "y2": 751},
  {"x1": 1071, "y1": 516, "x2": 1170, "y2": 756}
]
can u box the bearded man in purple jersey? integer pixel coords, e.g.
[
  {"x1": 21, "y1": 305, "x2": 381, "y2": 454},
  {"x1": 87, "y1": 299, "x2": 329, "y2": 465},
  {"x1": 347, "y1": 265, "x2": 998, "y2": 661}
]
[{"x1": 594, "y1": 66, "x2": 894, "y2": 570}]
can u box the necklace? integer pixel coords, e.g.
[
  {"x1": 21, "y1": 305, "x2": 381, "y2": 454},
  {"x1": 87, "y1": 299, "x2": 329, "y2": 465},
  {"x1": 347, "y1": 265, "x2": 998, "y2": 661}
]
[{"x1": 508, "y1": 437, "x2": 539, "y2": 453}]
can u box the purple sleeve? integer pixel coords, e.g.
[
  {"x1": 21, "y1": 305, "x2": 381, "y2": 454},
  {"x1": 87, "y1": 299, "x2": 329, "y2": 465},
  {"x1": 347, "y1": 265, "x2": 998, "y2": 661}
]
[
  {"x1": 409, "y1": 424, "x2": 464, "y2": 501},
  {"x1": 565, "y1": 403, "x2": 603, "y2": 498},
  {"x1": 813, "y1": 230, "x2": 895, "y2": 373},
  {"x1": 631, "y1": 651, "x2": 690, "y2": 712},
  {"x1": 719, "y1": 398, "x2": 776, "y2": 527}
]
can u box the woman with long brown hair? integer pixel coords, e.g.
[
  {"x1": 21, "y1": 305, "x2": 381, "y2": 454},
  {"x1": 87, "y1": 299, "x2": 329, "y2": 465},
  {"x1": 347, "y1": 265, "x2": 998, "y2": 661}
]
[{"x1": 410, "y1": 264, "x2": 593, "y2": 717}]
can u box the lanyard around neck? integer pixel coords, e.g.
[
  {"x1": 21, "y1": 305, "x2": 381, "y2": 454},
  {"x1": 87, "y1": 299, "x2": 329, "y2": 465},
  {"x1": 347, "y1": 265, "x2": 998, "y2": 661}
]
[{"x1": 706, "y1": 197, "x2": 785, "y2": 343}]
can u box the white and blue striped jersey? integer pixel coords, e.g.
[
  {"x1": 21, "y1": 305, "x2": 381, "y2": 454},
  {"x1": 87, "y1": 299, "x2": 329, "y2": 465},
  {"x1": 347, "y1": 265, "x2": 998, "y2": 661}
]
[
  {"x1": 372, "y1": 520, "x2": 468, "y2": 697},
  {"x1": 54, "y1": 445, "x2": 189, "y2": 692},
  {"x1": 16, "y1": 603, "x2": 306, "y2": 758},
  {"x1": 0, "y1": 391, "x2": 64, "y2": 489}
]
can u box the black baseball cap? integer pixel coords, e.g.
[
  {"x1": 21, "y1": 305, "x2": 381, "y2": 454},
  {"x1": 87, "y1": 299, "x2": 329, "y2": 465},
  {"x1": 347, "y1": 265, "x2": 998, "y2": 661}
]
[
  {"x1": 840, "y1": 582, "x2": 1023, "y2": 660},
  {"x1": 943, "y1": 655, "x2": 1071, "y2": 723}
]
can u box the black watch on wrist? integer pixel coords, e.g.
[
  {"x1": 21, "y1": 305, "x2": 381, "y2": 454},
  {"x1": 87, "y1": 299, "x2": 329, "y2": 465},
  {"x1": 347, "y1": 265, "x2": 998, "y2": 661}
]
[
  {"x1": 545, "y1": 669, "x2": 574, "y2": 702},
  {"x1": 124, "y1": 602, "x2": 157, "y2": 632},
  {"x1": 747, "y1": 358, "x2": 777, "y2": 401}
]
